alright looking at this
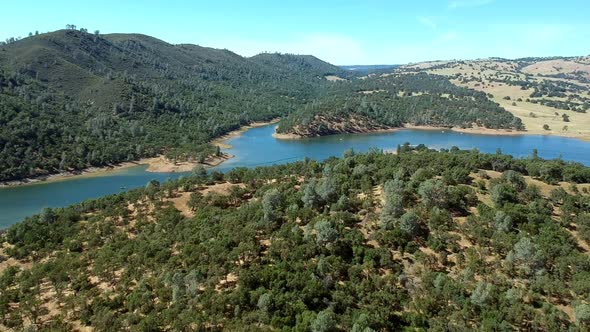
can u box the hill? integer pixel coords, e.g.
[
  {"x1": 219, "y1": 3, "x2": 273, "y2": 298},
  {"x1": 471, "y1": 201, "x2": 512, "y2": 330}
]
[
  {"x1": 276, "y1": 72, "x2": 524, "y2": 138},
  {"x1": 0, "y1": 29, "x2": 338, "y2": 182},
  {"x1": 398, "y1": 57, "x2": 590, "y2": 139},
  {"x1": 1, "y1": 148, "x2": 590, "y2": 330},
  {"x1": 251, "y1": 53, "x2": 347, "y2": 78}
]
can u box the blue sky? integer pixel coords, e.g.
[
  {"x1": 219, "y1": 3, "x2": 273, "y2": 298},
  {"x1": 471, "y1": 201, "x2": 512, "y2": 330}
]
[{"x1": 1, "y1": 0, "x2": 589, "y2": 65}]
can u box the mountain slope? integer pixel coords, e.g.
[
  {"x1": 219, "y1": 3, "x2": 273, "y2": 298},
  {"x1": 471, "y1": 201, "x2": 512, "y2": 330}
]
[{"x1": 0, "y1": 30, "x2": 331, "y2": 182}]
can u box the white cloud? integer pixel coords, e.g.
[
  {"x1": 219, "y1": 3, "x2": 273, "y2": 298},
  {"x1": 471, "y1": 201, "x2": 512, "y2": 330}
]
[
  {"x1": 449, "y1": 0, "x2": 494, "y2": 9},
  {"x1": 417, "y1": 16, "x2": 437, "y2": 30}
]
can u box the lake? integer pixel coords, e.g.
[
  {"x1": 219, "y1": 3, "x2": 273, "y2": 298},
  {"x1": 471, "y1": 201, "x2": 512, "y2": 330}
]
[{"x1": 1, "y1": 124, "x2": 590, "y2": 228}]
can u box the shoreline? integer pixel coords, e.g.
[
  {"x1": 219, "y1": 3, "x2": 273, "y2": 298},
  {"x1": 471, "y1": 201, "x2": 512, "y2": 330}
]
[
  {"x1": 2, "y1": 118, "x2": 587, "y2": 188},
  {"x1": 212, "y1": 118, "x2": 280, "y2": 148},
  {"x1": 0, "y1": 154, "x2": 235, "y2": 189},
  {"x1": 272, "y1": 126, "x2": 400, "y2": 140},
  {"x1": 0, "y1": 161, "x2": 146, "y2": 188},
  {"x1": 403, "y1": 125, "x2": 528, "y2": 137},
  {"x1": 0, "y1": 118, "x2": 280, "y2": 188},
  {"x1": 271, "y1": 123, "x2": 555, "y2": 140}
]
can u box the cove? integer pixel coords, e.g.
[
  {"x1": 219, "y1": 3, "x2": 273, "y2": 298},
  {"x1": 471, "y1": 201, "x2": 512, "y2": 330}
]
[{"x1": 1, "y1": 124, "x2": 590, "y2": 228}]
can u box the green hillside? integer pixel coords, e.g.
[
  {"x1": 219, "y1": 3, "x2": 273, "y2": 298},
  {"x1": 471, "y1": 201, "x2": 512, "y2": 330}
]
[
  {"x1": 0, "y1": 29, "x2": 339, "y2": 182},
  {"x1": 276, "y1": 73, "x2": 524, "y2": 137},
  {"x1": 0, "y1": 29, "x2": 523, "y2": 182},
  {"x1": 1, "y1": 148, "x2": 590, "y2": 330}
]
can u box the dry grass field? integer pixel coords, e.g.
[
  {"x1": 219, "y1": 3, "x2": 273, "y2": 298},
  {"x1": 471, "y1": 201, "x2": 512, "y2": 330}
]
[{"x1": 399, "y1": 58, "x2": 590, "y2": 140}]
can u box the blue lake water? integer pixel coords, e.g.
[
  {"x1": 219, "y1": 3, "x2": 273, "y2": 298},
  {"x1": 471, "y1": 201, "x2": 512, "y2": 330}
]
[{"x1": 1, "y1": 124, "x2": 590, "y2": 228}]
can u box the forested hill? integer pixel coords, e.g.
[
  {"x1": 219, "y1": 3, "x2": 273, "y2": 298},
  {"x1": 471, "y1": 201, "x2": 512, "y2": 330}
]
[
  {"x1": 0, "y1": 29, "x2": 344, "y2": 182},
  {"x1": 2, "y1": 148, "x2": 590, "y2": 330},
  {"x1": 0, "y1": 28, "x2": 523, "y2": 182},
  {"x1": 251, "y1": 53, "x2": 347, "y2": 78},
  {"x1": 276, "y1": 73, "x2": 524, "y2": 137}
]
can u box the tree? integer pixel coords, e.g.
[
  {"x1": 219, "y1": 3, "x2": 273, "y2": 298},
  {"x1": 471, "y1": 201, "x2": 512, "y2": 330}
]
[
  {"x1": 562, "y1": 114, "x2": 570, "y2": 122},
  {"x1": 145, "y1": 180, "x2": 160, "y2": 198},
  {"x1": 418, "y1": 179, "x2": 448, "y2": 209},
  {"x1": 494, "y1": 210, "x2": 512, "y2": 232},
  {"x1": 311, "y1": 309, "x2": 337, "y2": 332},
  {"x1": 316, "y1": 177, "x2": 337, "y2": 204},
  {"x1": 490, "y1": 183, "x2": 517, "y2": 206},
  {"x1": 302, "y1": 179, "x2": 320, "y2": 208},
  {"x1": 399, "y1": 211, "x2": 421, "y2": 237},
  {"x1": 257, "y1": 292, "x2": 273, "y2": 314},
  {"x1": 262, "y1": 189, "x2": 282, "y2": 223},
  {"x1": 380, "y1": 179, "x2": 405, "y2": 226},
  {"x1": 192, "y1": 165, "x2": 207, "y2": 179},
  {"x1": 38, "y1": 207, "x2": 56, "y2": 224},
  {"x1": 315, "y1": 220, "x2": 338, "y2": 245},
  {"x1": 502, "y1": 170, "x2": 526, "y2": 192},
  {"x1": 428, "y1": 207, "x2": 452, "y2": 231},
  {"x1": 543, "y1": 124, "x2": 550, "y2": 130},
  {"x1": 470, "y1": 281, "x2": 493, "y2": 306},
  {"x1": 574, "y1": 304, "x2": 590, "y2": 328},
  {"x1": 506, "y1": 237, "x2": 544, "y2": 277}
]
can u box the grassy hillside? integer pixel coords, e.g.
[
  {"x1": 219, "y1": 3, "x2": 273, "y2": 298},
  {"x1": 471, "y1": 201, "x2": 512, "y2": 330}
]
[
  {"x1": 399, "y1": 57, "x2": 590, "y2": 139},
  {"x1": 1, "y1": 149, "x2": 590, "y2": 330},
  {"x1": 0, "y1": 29, "x2": 343, "y2": 182}
]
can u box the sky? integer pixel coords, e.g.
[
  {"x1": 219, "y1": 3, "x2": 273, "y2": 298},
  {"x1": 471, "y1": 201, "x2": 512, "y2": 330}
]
[{"x1": 1, "y1": 0, "x2": 589, "y2": 65}]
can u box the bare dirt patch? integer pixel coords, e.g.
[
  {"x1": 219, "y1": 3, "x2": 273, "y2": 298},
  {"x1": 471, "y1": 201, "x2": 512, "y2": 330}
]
[{"x1": 325, "y1": 75, "x2": 347, "y2": 82}]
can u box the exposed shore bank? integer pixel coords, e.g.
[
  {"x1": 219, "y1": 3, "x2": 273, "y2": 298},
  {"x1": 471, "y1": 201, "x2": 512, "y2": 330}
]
[
  {"x1": 272, "y1": 127, "x2": 400, "y2": 140},
  {"x1": 0, "y1": 154, "x2": 231, "y2": 188},
  {"x1": 0, "y1": 119, "x2": 280, "y2": 188},
  {"x1": 273, "y1": 123, "x2": 539, "y2": 140}
]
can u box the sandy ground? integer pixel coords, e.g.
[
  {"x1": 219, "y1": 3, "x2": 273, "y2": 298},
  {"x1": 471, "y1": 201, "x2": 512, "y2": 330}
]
[
  {"x1": 144, "y1": 153, "x2": 232, "y2": 173},
  {"x1": 325, "y1": 75, "x2": 347, "y2": 82},
  {"x1": 272, "y1": 131, "x2": 304, "y2": 139}
]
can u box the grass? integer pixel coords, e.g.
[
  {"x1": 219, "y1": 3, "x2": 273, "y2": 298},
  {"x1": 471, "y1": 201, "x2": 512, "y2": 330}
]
[{"x1": 403, "y1": 59, "x2": 590, "y2": 140}]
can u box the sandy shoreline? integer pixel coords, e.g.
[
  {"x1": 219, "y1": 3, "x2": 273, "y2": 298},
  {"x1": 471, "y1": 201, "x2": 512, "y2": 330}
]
[
  {"x1": 143, "y1": 153, "x2": 233, "y2": 173},
  {"x1": 0, "y1": 119, "x2": 280, "y2": 188},
  {"x1": 403, "y1": 125, "x2": 528, "y2": 136},
  {"x1": 0, "y1": 153, "x2": 234, "y2": 188}
]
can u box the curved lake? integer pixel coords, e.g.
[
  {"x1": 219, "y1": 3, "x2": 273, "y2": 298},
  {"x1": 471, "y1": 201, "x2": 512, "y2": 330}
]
[{"x1": 2, "y1": 124, "x2": 590, "y2": 227}]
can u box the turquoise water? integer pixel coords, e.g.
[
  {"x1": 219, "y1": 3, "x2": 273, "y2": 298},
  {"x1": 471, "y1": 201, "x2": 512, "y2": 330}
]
[{"x1": 2, "y1": 124, "x2": 590, "y2": 227}]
